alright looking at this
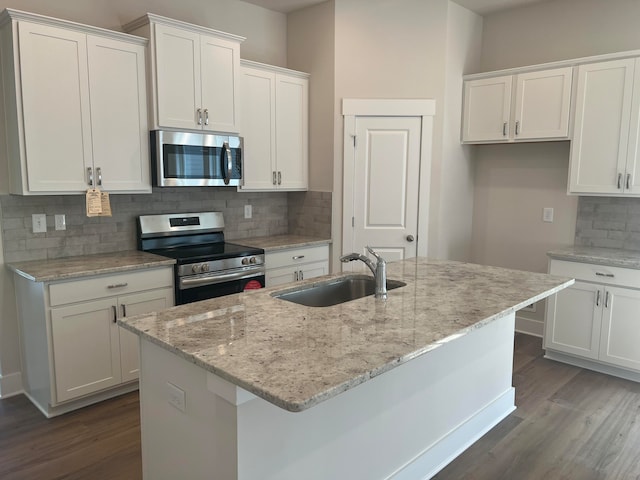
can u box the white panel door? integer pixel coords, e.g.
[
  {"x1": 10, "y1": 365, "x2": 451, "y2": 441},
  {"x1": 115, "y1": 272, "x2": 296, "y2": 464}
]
[
  {"x1": 17, "y1": 21, "x2": 92, "y2": 192},
  {"x1": 200, "y1": 34, "x2": 240, "y2": 133},
  {"x1": 154, "y1": 24, "x2": 201, "y2": 130},
  {"x1": 462, "y1": 75, "x2": 512, "y2": 142},
  {"x1": 275, "y1": 74, "x2": 308, "y2": 189},
  {"x1": 544, "y1": 281, "x2": 602, "y2": 360},
  {"x1": 349, "y1": 116, "x2": 421, "y2": 264},
  {"x1": 87, "y1": 35, "x2": 150, "y2": 192},
  {"x1": 599, "y1": 286, "x2": 640, "y2": 370},
  {"x1": 50, "y1": 299, "x2": 121, "y2": 403},
  {"x1": 569, "y1": 59, "x2": 635, "y2": 194},
  {"x1": 240, "y1": 66, "x2": 276, "y2": 190},
  {"x1": 118, "y1": 288, "x2": 174, "y2": 383},
  {"x1": 514, "y1": 67, "x2": 572, "y2": 140}
]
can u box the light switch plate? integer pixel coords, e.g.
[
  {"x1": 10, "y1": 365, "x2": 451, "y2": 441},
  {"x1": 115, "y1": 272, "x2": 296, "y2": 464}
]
[
  {"x1": 543, "y1": 207, "x2": 554, "y2": 223},
  {"x1": 55, "y1": 214, "x2": 66, "y2": 231},
  {"x1": 244, "y1": 205, "x2": 252, "y2": 219},
  {"x1": 32, "y1": 214, "x2": 46, "y2": 233}
]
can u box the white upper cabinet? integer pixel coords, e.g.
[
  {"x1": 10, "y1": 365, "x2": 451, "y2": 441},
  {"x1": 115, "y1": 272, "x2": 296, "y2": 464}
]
[
  {"x1": 0, "y1": 10, "x2": 150, "y2": 194},
  {"x1": 462, "y1": 67, "x2": 572, "y2": 143},
  {"x1": 239, "y1": 61, "x2": 308, "y2": 191},
  {"x1": 569, "y1": 58, "x2": 640, "y2": 196},
  {"x1": 125, "y1": 14, "x2": 243, "y2": 134}
]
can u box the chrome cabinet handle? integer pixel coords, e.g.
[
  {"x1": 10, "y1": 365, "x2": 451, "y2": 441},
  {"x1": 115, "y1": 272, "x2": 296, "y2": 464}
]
[
  {"x1": 596, "y1": 290, "x2": 601, "y2": 307},
  {"x1": 502, "y1": 122, "x2": 507, "y2": 136},
  {"x1": 204, "y1": 108, "x2": 209, "y2": 126},
  {"x1": 272, "y1": 171, "x2": 277, "y2": 185},
  {"x1": 112, "y1": 305, "x2": 117, "y2": 323},
  {"x1": 299, "y1": 270, "x2": 303, "y2": 281},
  {"x1": 96, "y1": 167, "x2": 102, "y2": 186},
  {"x1": 294, "y1": 271, "x2": 298, "y2": 282},
  {"x1": 87, "y1": 167, "x2": 93, "y2": 186},
  {"x1": 617, "y1": 173, "x2": 623, "y2": 189},
  {"x1": 406, "y1": 235, "x2": 415, "y2": 242},
  {"x1": 605, "y1": 291, "x2": 610, "y2": 308},
  {"x1": 627, "y1": 173, "x2": 631, "y2": 190},
  {"x1": 595, "y1": 272, "x2": 614, "y2": 278},
  {"x1": 515, "y1": 121, "x2": 520, "y2": 136},
  {"x1": 223, "y1": 142, "x2": 232, "y2": 185},
  {"x1": 107, "y1": 282, "x2": 128, "y2": 289},
  {"x1": 197, "y1": 108, "x2": 203, "y2": 125},
  {"x1": 292, "y1": 255, "x2": 305, "y2": 260},
  {"x1": 121, "y1": 304, "x2": 127, "y2": 317},
  {"x1": 278, "y1": 171, "x2": 282, "y2": 185}
]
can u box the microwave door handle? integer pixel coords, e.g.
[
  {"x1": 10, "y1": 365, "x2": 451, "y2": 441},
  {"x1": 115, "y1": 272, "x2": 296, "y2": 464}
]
[{"x1": 223, "y1": 142, "x2": 232, "y2": 185}]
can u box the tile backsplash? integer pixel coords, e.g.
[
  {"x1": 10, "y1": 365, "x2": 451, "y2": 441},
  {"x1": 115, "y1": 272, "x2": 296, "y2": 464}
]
[
  {"x1": 0, "y1": 188, "x2": 332, "y2": 264},
  {"x1": 575, "y1": 196, "x2": 640, "y2": 250}
]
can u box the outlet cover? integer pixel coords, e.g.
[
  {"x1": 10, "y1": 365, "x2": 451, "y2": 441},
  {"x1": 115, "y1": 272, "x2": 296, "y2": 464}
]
[
  {"x1": 166, "y1": 382, "x2": 186, "y2": 412},
  {"x1": 32, "y1": 213, "x2": 46, "y2": 233},
  {"x1": 542, "y1": 207, "x2": 554, "y2": 223},
  {"x1": 244, "y1": 205, "x2": 252, "y2": 219},
  {"x1": 55, "y1": 214, "x2": 66, "y2": 231}
]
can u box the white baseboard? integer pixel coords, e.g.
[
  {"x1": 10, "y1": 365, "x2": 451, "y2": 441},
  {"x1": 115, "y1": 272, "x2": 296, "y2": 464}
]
[
  {"x1": 0, "y1": 371, "x2": 24, "y2": 398},
  {"x1": 515, "y1": 315, "x2": 543, "y2": 337},
  {"x1": 390, "y1": 388, "x2": 516, "y2": 480}
]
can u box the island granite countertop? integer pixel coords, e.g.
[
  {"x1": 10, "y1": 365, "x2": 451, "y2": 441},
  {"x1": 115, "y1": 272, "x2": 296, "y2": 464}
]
[
  {"x1": 119, "y1": 257, "x2": 572, "y2": 412},
  {"x1": 237, "y1": 234, "x2": 331, "y2": 252},
  {"x1": 7, "y1": 251, "x2": 176, "y2": 282},
  {"x1": 548, "y1": 246, "x2": 640, "y2": 270}
]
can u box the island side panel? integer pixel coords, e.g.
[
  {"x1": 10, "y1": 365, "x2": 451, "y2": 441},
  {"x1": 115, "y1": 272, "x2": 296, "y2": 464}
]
[{"x1": 137, "y1": 312, "x2": 516, "y2": 480}]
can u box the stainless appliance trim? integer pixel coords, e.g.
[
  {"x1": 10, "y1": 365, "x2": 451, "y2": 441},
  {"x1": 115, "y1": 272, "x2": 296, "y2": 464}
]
[
  {"x1": 139, "y1": 212, "x2": 224, "y2": 236},
  {"x1": 179, "y1": 267, "x2": 264, "y2": 290},
  {"x1": 177, "y1": 255, "x2": 264, "y2": 277}
]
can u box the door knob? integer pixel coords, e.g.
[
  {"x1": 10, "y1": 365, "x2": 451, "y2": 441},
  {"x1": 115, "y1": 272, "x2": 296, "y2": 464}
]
[{"x1": 406, "y1": 235, "x2": 415, "y2": 242}]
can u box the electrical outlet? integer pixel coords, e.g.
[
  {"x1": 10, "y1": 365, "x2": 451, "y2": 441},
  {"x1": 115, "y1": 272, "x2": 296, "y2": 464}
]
[
  {"x1": 55, "y1": 214, "x2": 66, "y2": 231},
  {"x1": 542, "y1": 207, "x2": 554, "y2": 223},
  {"x1": 244, "y1": 204, "x2": 252, "y2": 219},
  {"x1": 166, "y1": 382, "x2": 186, "y2": 412},
  {"x1": 32, "y1": 214, "x2": 46, "y2": 233}
]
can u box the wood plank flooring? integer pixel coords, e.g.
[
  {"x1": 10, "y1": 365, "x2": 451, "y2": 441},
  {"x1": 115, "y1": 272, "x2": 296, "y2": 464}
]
[{"x1": 1, "y1": 334, "x2": 639, "y2": 479}]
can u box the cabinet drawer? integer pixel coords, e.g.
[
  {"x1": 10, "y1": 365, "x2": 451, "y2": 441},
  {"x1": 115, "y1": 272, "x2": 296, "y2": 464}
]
[
  {"x1": 266, "y1": 244, "x2": 329, "y2": 269},
  {"x1": 49, "y1": 267, "x2": 174, "y2": 306},
  {"x1": 549, "y1": 259, "x2": 640, "y2": 289}
]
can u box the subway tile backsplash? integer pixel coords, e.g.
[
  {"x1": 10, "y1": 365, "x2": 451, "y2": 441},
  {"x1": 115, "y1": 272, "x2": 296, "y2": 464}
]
[
  {"x1": 575, "y1": 196, "x2": 640, "y2": 251},
  {"x1": 0, "y1": 188, "x2": 332, "y2": 264}
]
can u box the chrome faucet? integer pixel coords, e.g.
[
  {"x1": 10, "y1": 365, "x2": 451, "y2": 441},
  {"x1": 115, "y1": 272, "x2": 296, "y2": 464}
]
[{"x1": 340, "y1": 246, "x2": 387, "y2": 299}]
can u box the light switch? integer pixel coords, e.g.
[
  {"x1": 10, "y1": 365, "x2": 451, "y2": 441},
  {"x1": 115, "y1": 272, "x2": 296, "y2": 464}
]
[
  {"x1": 244, "y1": 205, "x2": 252, "y2": 219},
  {"x1": 32, "y1": 214, "x2": 46, "y2": 233},
  {"x1": 543, "y1": 207, "x2": 554, "y2": 223}
]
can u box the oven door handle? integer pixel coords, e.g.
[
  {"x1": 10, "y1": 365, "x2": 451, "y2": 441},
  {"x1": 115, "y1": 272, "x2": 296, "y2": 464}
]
[{"x1": 180, "y1": 270, "x2": 263, "y2": 288}]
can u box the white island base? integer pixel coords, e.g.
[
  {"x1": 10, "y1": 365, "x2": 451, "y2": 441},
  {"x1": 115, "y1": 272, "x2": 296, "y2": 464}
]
[{"x1": 138, "y1": 313, "x2": 516, "y2": 480}]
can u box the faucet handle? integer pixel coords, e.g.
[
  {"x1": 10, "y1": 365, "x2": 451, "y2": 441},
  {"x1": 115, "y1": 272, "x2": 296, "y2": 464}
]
[{"x1": 365, "y1": 246, "x2": 384, "y2": 262}]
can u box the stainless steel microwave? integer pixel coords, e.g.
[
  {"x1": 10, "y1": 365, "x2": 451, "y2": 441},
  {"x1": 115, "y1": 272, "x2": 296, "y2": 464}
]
[{"x1": 150, "y1": 130, "x2": 243, "y2": 187}]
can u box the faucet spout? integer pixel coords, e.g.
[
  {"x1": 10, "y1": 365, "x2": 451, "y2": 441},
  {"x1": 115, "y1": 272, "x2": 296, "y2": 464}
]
[{"x1": 340, "y1": 246, "x2": 387, "y2": 299}]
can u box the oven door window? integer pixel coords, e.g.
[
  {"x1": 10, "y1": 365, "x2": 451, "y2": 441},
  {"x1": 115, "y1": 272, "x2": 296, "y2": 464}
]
[{"x1": 177, "y1": 275, "x2": 265, "y2": 305}]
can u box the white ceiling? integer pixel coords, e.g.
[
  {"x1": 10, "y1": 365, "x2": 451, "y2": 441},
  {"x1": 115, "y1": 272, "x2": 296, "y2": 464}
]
[{"x1": 241, "y1": 0, "x2": 555, "y2": 15}]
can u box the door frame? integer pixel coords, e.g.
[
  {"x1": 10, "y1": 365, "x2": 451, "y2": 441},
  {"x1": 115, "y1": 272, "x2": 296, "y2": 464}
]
[{"x1": 341, "y1": 99, "x2": 435, "y2": 263}]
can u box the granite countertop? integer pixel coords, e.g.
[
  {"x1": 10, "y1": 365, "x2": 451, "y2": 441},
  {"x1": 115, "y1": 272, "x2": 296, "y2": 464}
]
[
  {"x1": 548, "y1": 246, "x2": 640, "y2": 270},
  {"x1": 119, "y1": 257, "x2": 572, "y2": 413},
  {"x1": 236, "y1": 235, "x2": 331, "y2": 252},
  {"x1": 7, "y1": 251, "x2": 176, "y2": 282}
]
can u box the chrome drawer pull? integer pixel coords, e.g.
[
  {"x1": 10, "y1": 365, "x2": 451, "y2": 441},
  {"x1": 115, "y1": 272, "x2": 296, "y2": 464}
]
[
  {"x1": 595, "y1": 272, "x2": 614, "y2": 278},
  {"x1": 107, "y1": 282, "x2": 128, "y2": 289},
  {"x1": 292, "y1": 255, "x2": 305, "y2": 260}
]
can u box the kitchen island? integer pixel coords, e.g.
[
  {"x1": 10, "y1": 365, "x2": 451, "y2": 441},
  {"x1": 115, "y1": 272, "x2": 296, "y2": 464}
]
[{"x1": 119, "y1": 257, "x2": 572, "y2": 480}]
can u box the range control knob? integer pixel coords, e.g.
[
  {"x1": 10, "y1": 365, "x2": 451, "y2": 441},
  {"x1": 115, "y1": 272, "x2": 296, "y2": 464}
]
[
  {"x1": 191, "y1": 264, "x2": 200, "y2": 274},
  {"x1": 201, "y1": 263, "x2": 210, "y2": 272},
  {"x1": 241, "y1": 257, "x2": 249, "y2": 265},
  {"x1": 249, "y1": 257, "x2": 257, "y2": 264}
]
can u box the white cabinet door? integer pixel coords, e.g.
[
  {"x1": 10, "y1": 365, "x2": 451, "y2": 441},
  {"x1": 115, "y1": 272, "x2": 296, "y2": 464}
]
[
  {"x1": 599, "y1": 286, "x2": 640, "y2": 370},
  {"x1": 240, "y1": 66, "x2": 276, "y2": 190},
  {"x1": 118, "y1": 287, "x2": 174, "y2": 383},
  {"x1": 87, "y1": 35, "x2": 150, "y2": 192},
  {"x1": 266, "y1": 265, "x2": 299, "y2": 288},
  {"x1": 569, "y1": 59, "x2": 635, "y2": 194},
  {"x1": 299, "y1": 261, "x2": 328, "y2": 282},
  {"x1": 275, "y1": 74, "x2": 308, "y2": 189},
  {"x1": 513, "y1": 67, "x2": 572, "y2": 140},
  {"x1": 17, "y1": 21, "x2": 92, "y2": 192},
  {"x1": 154, "y1": 24, "x2": 201, "y2": 130},
  {"x1": 545, "y1": 281, "x2": 602, "y2": 360},
  {"x1": 51, "y1": 299, "x2": 121, "y2": 403},
  {"x1": 623, "y1": 58, "x2": 640, "y2": 195},
  {"x1": 200, "y1": 33, "x2": 240, "y2": 133},
  {"x1": 462, "y1": 75, "x2": 512, "y2": 143}
]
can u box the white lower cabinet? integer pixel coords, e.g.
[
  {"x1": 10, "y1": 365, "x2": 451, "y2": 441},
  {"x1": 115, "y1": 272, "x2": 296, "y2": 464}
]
[
  {"x1": 545, "y1": 259, "x2": 640, "y2": 377},
  {"x1": 14, "y1": 266, "x2": 174, "y2": 416},
  {"x1": 265, "y1": 244, "x2": 329, "y2": 288}
]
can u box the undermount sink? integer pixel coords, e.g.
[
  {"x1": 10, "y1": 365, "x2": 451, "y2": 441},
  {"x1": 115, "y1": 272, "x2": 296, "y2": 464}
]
[{"x1": 272, "y1": 274, "x2": 406, "y2": 307}]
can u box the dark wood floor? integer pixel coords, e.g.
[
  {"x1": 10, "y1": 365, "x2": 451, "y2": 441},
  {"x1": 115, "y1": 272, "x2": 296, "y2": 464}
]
[{"x1": 1, "y1": 334, "x2": 639, "y2": 479}]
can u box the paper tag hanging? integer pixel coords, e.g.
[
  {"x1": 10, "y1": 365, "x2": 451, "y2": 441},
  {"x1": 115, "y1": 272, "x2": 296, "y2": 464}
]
[{"x1": 86, "y1": 189, "x2": 112, "y2": 217}]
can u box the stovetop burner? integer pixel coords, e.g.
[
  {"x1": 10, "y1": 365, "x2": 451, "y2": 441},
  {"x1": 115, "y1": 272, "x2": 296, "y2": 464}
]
[{"x1": 147, "y1": 241, "x2": 263, "y2": 264}]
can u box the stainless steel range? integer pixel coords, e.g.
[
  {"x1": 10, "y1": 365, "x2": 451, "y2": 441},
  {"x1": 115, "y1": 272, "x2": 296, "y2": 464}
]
[{"x1": 137, "y1": 212, "x2": 265, "y2": 305}]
